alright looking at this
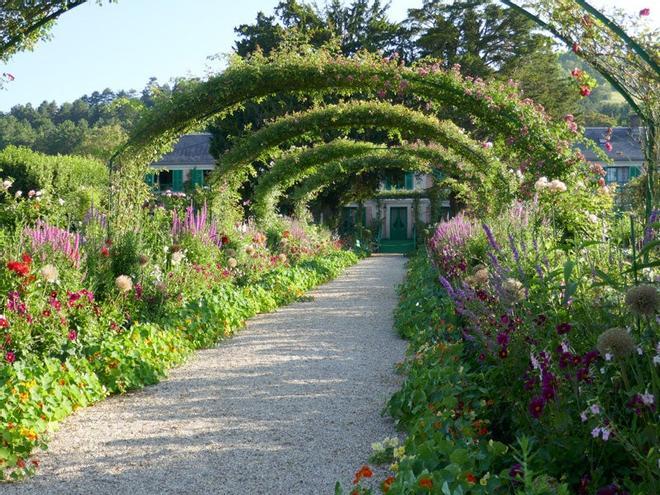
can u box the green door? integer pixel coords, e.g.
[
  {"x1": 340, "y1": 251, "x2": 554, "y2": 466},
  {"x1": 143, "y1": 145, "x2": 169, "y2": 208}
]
[{"x1": 390, "y1": 207, "x2": 408, "y2": 240}]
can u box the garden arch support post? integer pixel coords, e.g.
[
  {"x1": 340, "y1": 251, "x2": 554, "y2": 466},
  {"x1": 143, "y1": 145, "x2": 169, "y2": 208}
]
[{"x1": 498, "y1": 0, "x2": 659, "y2": 220}]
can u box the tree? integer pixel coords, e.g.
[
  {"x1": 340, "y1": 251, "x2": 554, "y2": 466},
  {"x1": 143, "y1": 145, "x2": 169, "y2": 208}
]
[
  {"x1": 406, "y1": 0, "x2": 548, "y2": 77},
  {"x1": 233, "y1": 0, "x2": 402, "y2": 58},
  {"x1": 504, "y1": 47, "x2": 581, "y2": 121}
]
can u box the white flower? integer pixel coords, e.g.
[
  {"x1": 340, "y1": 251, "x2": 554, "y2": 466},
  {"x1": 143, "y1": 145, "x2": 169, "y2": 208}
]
[
  {"x1": 534, "y1": 176, "x2": 549, "y2": 191},
  {"x1": 39, "y1": 264, "x2": 59, "y2": 283},
  {"x1": 35, "y1": 190, "x2": 42, "y2": 197},
  {"x1": 2, "y1": 180, "x2": 12, "y2": 190},
  {"x1": 278, "y1": 253, "x2": 287, "y2": 263},
  {"x1": 605, "y1": 353, "x2": 613, "y2": 362},
  {"x1": 227, "y1": 257, "x2": 238, "y2": 269},
  {"x1": 530, "y1": 353, "x2": 540, "y2": 370},
  {"x1": 58, "y1": 198, "x2": 65, "y2": 206},
  {"x1": 637, "y1": 346, "x2": 643, "y2": 355},
  {"x1": 654, "y1": 355, "x2": 660, "y2": 366},
  {"x1": 171, "y1": 251, "x2": 185, "y2": 265},
  {"x1": 547, "y1": 179, "x2": 567, "y2": 193},
  {"x1": 14, "y1": 190, "x2": 22, "y2": 198},
  {"x1": 586, "y1": 213, "x2": 598, "y2": 224},
  {"x1": 640, "y1": 392, "x2": 655, "y2": 406},
  {"x1": 115, "y1": 275, "x2": 133, "y2": 293},
  {"x1": 27, "y1": 190, "x2": 36, "y2": 198},
  {"x1": 580, "y1": 411, "x2": 588, "y2": 422}
]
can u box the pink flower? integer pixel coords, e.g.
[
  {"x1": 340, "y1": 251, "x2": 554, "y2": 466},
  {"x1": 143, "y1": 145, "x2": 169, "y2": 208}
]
[
  {"x1": 3, "y1": 73, "x2": 15, "y2": 81},
  {"x1": 68, "y1": 330, "x2": 77, "y2": 341},
  {"x1": 5, "y1": 350, "x2": 16, "y2": 363},
  {"x1": 564, "y1": 114, "x2": 574, "y2": 122},
  {"x1": 639, "y1": 8, "x2": 650, "y2": 16},
  {"x1": 580, "y1": 86, "x2": 591, "y2": 97},
  {"x1": 604, "y1": 142, "x2": 613, "y2": 152},
  {"x1": 571, "y1": 68, "x2": 583, "y2": 78}
]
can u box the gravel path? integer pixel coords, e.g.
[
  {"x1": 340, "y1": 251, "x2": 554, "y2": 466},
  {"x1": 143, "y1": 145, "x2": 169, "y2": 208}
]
[{"x1": 5, "y1": 254, "x2": 408, "y2": 495}]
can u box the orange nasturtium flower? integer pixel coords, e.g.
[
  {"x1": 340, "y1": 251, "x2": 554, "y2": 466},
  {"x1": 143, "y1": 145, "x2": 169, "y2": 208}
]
[
  {"x1": 419, "y1": 477, "x2": 433, "y2": 489},
  {"x1": 382, "y1": 476, "x2": 396, "y2": 493},
  {"x1": 353, "y1": 465, "x2": 373, "y2": 484},
  {"x1": 465, "y1": 472, "x2": 478, "y2": 485}
]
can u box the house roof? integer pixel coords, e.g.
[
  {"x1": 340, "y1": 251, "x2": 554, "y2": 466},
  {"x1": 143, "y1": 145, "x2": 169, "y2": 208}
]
[
  {"x1": 151, "y1": 133, "x2": 215, "y2": 167},
  {"x1": 580, "y1": 127, "x2": 645, "y2": 162}
]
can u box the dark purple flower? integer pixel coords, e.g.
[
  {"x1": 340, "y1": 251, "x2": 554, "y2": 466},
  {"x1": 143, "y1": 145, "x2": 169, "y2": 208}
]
[
  {"x1": 496, "y1": 332, "x2": 510, "y2": 346},
  {"x1": 578, "y1": 474, "x2": 591, "y2": 495},
  {"x1": 509, "y1": 463, "x2": 524, "y2": 480},
  {"x1": 556, "y1": 322, "x2": 572, "y2": 335},
  {"x1": 596, "y1": 483, "x2": 629, "y2": 495},
  {"x1": 528, "y1": 396, "x2": 545, "y2": 418}
]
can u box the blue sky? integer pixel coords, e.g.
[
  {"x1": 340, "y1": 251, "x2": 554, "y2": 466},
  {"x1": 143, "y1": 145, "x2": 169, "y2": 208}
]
[{"x1": 0, "y1": 0, "x2": 655, "y2": 111}]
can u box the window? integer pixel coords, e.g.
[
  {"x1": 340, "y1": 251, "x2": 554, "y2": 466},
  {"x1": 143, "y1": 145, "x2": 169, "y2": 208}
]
[
  {"x1": 383, "y1": 171, "x2": 414, "y2": 190},
  {"x1": 605, "y1": 167, "x2": 631, "y2": 185},
  {"x1": 158, "y1": 170, "x2": 173, "y2": 190}
]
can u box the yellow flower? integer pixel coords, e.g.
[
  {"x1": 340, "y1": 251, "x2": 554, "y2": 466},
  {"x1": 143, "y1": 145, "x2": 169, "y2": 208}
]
[
  {"x1": 394, "y1": 446, "x2": 406, "y2": 459},
  {"x1": 389, "y1": 462, "x2": 399, "y2": 472}
]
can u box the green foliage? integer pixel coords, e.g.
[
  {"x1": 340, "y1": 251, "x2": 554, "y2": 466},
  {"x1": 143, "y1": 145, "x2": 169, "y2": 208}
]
[
  {"x1": 0, "y1": 238, "x2": 357, "y2": 478},
  {"x1": 0, "y1": 146, "x2": 107, "y2": 221},
  {"x1": 406, "y1": 0, "x2": 548, "y2": 77}
]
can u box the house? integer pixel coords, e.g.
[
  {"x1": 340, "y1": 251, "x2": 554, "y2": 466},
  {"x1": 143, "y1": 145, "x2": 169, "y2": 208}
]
[
  {"x1": 340, "y1": 171, "x2": 444, "y2": 252},
  {"x1": 146, "y1": 133, "x2": 215, "y2": 192},
  {"x1": 581, "y1": 126, "x2": 645, "y2": 185},
  {"x1": 147, "y1": 126, "x2": 644, "y2": 249}
]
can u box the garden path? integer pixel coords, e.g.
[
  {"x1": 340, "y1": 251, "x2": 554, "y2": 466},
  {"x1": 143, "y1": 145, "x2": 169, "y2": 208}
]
[{"x1": 5, "y1": 254, "x2": 407, "y2": 495}]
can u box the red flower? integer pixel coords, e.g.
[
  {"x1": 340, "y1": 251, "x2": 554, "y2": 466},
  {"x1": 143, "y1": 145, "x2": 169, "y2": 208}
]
[
  {"x1": 465, "y1": 472, "x2": 477, "y2": 485},
  {"x1": 21, "y1": 253, "x2": 32, "y2": 264},
  {"x1": 5, "y1": 350, "x2": 16, "y2": 363},
  {"x1": 604, "y1": 142, "x2": 613, "y2": 152},
  {"x1": 100, "y1": 246, "x2": 110, "y2": 257},
  {"x1": 382, "y1": 476, "x2": 395, "y2": 493},
  {"x1": 598, "y1": 177, "x2": 606, "y2": 187},
  {"x1": 572, "y1": 42, "x2": 581, "y2": 53},
  {"x1": 16, "y1": 459, "x2": 26, "y2": 469},
  {"x1": 580, "y1": 86, "x2": 591, "y2": 97},
  {"x1": 221, "y1": 235, "x2": 230, "y2": 245},
  {"x1": 7, "y1": 260, "x2": 30, "y2": 276},
  {"x1": 0, "y1": 316, "x2": 8, "y2": 328},
  {"x1": 639, "y1": 8, "x2": 650, "y2": 16},
  {"x1": 571, "y1": 68, "x2": 583, "y2": 78},
  {"x1": 353, "y1": 465, "x2": 373, "y2": 484},
  {"x1": 419, "y1": 477, "x2": 433, "y2": 489}
]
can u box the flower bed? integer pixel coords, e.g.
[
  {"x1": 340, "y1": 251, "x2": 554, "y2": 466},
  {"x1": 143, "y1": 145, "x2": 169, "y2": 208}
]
[
  {"x1": 345, "y1": 204, "x2": 657, "y2": 495},
  {"x1": 0, "y1": 184, "x2": 360, "y2": 480}
]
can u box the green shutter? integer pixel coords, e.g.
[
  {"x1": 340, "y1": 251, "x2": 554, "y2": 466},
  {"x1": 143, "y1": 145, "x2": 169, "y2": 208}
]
[
  {"x1": 172, "y1": 170, "x2": 184, "y2": 192},
  {"x1": 145, "y1": 172, "x2": 155, "y2": 188},
  {"x1": 191, "y1": 169, "x2": 203, "y2": 187},
  {"x1": 629, "y1": 166, "x2": 641, "y2": 178},
  {"x1": 405, "y1": 172, "x2": 414, "y2": 190}
]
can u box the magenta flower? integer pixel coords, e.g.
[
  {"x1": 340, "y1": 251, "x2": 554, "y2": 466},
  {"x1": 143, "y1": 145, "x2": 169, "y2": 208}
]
[
  {"x1": 67, "y1": 330, "x2": 77, "y2": 341},
  {"x1": 639, "y1": 8, "x2": 650, "y2": 16},
  {"x1": 5, "y1": 350, "x2": 16, "y2": 363},
  {"x1": 604, "y1": 142, "x2": 613, "y2": 152}
]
